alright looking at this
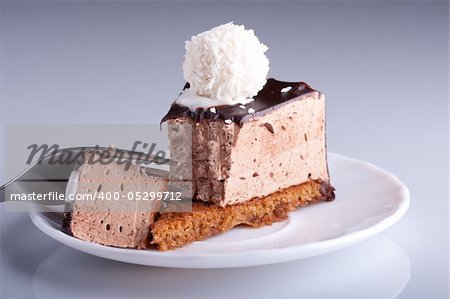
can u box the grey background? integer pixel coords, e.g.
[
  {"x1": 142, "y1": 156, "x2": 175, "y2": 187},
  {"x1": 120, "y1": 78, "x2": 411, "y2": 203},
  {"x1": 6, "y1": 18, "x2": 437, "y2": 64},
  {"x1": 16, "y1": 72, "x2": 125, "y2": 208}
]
[{"x1": 0, "y1": 1, "x2": 448, "y2": 298}]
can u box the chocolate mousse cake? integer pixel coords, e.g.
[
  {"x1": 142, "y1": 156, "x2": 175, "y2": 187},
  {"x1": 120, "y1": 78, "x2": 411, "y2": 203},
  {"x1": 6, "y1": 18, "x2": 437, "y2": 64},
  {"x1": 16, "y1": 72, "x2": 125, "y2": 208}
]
[
  {"x1": 62, "y1": 22, "x2": 335, "y2": 251},
  {"x1": 153, "y1": 80, "x2": 334, "y2": 250},
  {"x1": 63, "y1": 150, "x2": 168, "y2": 249}
]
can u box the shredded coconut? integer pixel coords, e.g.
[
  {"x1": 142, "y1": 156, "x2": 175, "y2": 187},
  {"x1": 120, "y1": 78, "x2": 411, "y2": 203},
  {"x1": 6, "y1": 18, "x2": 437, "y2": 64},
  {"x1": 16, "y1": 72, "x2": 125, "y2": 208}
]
[{"x1": 183, "y1": 22, "x2": 269, "y2": 102}]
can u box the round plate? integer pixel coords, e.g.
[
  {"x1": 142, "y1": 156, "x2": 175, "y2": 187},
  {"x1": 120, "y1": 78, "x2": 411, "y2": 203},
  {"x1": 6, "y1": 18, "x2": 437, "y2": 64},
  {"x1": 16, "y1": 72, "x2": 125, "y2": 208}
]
[{"x1": 28, "y1": 153, "x2": 410, "y2": 269}]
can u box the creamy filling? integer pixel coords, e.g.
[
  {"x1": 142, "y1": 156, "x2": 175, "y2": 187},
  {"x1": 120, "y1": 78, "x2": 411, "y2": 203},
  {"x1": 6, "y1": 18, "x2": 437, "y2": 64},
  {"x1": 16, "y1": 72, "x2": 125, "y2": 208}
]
[
  {"x1": 176, "y1": 91, "x2": 329, "y2": 206},
  {"x1": 66, "y1": 152, "x2": 168, "y2": 248}
]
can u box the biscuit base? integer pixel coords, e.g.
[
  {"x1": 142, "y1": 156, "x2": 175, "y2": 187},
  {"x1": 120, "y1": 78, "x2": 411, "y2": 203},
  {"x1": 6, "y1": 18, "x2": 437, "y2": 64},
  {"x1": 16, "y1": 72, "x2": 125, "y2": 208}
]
[{"x1": 150, "y1": 179, "x2": 335, "y2": 251}]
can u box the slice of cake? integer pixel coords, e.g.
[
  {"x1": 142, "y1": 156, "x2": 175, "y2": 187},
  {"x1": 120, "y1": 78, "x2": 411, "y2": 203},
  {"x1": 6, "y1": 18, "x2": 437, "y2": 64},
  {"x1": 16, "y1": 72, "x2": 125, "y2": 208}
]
[
  {"x1": 153, "y1": 23, "x2": 334, "y2": 249},
  {"x1": 63, "y1": 150, "x2": 168, "y2": 249}
]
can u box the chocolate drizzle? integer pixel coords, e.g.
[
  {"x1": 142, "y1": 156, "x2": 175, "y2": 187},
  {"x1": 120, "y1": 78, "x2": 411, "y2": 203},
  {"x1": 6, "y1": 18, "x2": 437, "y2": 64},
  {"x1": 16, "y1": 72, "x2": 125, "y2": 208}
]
[{"x1": 161, "y1": 78, "x2": 317, "y2": 125}]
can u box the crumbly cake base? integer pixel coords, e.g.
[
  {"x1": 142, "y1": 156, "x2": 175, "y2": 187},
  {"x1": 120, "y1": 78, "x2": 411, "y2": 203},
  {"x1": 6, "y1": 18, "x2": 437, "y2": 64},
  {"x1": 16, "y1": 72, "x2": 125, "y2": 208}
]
[{"x1": 150, "y1": 179, "x2": 335, "y2": 251}]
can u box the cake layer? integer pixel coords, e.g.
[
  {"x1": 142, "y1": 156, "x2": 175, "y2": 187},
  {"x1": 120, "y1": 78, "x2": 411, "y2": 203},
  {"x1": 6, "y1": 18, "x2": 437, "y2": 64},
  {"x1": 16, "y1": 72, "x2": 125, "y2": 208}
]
[
  {"x1": 165, "y1": 80, "x2": 329, "y2": 206},
  {"x1": 64, "y1": 151, "x2": 168, "y2": 249},
  {"x1": 150, "y1": 179, "x2": 335, "y2": 251}
]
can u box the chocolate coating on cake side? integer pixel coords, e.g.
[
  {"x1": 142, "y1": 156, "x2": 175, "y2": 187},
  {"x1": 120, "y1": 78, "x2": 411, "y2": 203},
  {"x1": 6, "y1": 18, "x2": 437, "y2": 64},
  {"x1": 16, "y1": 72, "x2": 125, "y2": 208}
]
[{"x1": 161, "y1": 78, "x2": 317, "y2": 125}]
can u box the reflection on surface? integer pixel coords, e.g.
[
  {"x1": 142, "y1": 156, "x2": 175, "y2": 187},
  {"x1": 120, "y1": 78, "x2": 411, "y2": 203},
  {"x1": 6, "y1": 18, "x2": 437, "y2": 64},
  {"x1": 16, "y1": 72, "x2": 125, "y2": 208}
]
[
  {"x1": 0, "y1": 210, "x2": 61, "y2": 299},
  {"x1": 31, "y1": 236, "x2": 410, "y2": 299}
]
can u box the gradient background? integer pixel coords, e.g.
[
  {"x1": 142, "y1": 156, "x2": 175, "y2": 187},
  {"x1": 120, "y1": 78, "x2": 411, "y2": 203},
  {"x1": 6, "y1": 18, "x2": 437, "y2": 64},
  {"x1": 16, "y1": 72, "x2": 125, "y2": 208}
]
[{"x1": 0, "y1": 1, "x2": 448, "y2": 298}]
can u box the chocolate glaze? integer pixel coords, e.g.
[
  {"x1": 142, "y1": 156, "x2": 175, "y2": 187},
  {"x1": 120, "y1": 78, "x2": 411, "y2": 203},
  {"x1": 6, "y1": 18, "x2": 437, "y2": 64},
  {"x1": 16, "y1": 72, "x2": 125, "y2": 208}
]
[{"x1": 161, "y1": 78, "x2": 318, "y2": 125}]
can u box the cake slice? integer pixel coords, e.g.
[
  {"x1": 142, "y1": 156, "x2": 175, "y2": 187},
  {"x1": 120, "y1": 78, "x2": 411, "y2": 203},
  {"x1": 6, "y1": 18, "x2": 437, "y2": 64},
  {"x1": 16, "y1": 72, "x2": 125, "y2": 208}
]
[{"x1": 63, "y1": 150, "x2": 168, "y2": 249}]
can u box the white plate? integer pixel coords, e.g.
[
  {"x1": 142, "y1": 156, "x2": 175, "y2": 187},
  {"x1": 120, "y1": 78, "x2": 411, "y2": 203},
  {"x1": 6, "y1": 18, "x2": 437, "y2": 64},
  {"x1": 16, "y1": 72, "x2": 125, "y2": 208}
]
[{"x1": 29, "y1": 153, "x2": 410, "y2": 269}]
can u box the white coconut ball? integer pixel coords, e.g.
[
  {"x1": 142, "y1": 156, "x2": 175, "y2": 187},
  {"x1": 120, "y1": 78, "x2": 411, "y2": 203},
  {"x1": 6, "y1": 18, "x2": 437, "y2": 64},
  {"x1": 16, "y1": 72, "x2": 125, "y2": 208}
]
[{"x1": 182, "y1": 22, "x2": 270, "y2": 103}]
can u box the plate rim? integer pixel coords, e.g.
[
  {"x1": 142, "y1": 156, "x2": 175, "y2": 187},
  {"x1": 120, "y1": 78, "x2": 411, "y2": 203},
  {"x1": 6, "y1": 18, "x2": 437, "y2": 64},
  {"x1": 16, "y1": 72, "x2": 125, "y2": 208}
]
[{"x1": 28, "y1": 152, "x2": 410, "y2": 267}]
